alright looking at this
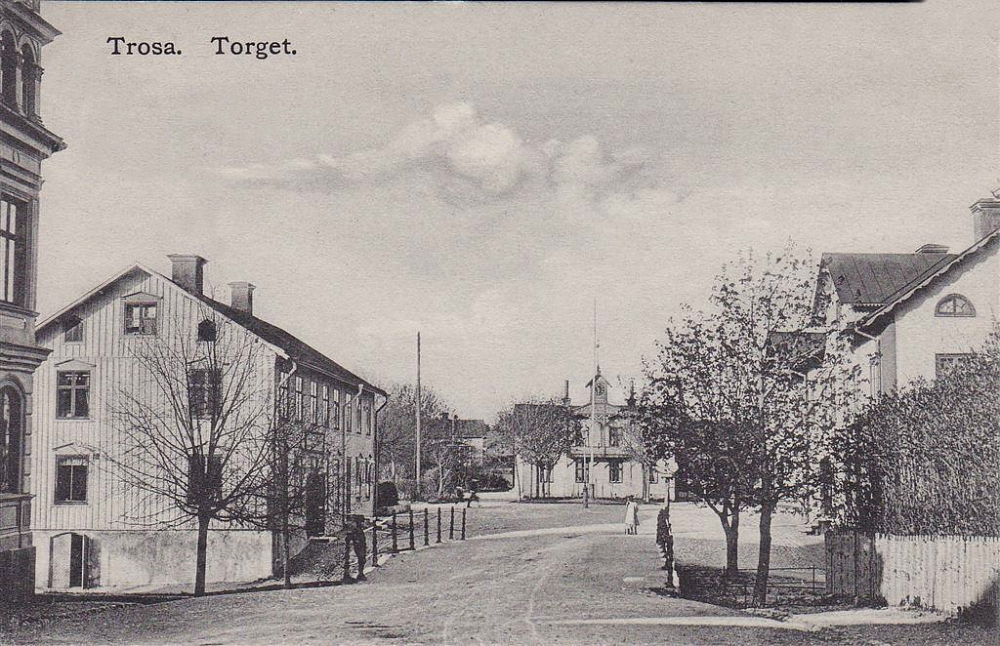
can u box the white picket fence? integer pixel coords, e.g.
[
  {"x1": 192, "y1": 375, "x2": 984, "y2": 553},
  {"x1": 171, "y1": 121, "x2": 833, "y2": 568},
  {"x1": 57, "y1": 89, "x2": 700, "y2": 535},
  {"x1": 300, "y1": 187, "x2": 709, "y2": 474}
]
[{"x1": 827, "y1": 532, "x2": 1000, "y2": 618}]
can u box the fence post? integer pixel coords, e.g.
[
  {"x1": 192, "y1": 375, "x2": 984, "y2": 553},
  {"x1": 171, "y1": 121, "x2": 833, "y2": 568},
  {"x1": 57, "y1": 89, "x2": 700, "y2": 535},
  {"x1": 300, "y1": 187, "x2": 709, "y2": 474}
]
[
  {"x1": 450, "y1": 506, "x2": 455, "y2": 540},
  {"x1": 409, "y1": 509, "x2": 415, "y2": 550},
  {"x1": 461, "y1": 507, "x2": 466, "y2": 540},
  {"x1": 391, "y1": 512, "x2": 398, "y2": 553},
  {"x1": 437, "y1": 507, "x2": 442, "y2": 543},
  {"x1": 371, "y1": 523, "x2": 378, "y2": 567},
  {"x1": 424, "y1": 508, "x2": 429, "y2": 546}
]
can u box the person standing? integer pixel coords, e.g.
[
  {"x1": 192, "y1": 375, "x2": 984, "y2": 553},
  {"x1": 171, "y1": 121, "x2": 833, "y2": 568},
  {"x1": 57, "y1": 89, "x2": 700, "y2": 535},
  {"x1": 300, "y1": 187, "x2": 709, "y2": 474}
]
[
  {"x1": 342, "y1": 514, "x2": 368, "y2": 583},
  {"x1": 656, "y1": 502, "x2": 675, "y2": 589},
  {"x1": 624, "y1": 496, "x2": 639, "y2": 535}
]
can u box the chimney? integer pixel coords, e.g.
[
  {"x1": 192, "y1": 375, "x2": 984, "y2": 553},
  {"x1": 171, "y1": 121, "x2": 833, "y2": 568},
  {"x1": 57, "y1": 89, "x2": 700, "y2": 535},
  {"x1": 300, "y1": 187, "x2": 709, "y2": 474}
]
[
  {"x1": 168, "y1": 254, "x2": 207, "y2": 295},
  {"x1": 228, "y1": 281, "x2": 255, "y2": 315},
  {"x1": 915, "y1": 243, "x2": 949, "y2": 254},
  {"x1": 562, "y1": 380, "x2": 571, "y2": 405},
  {"x1": 971, "y1": 189, "x2": 1000, "y2": 241}
]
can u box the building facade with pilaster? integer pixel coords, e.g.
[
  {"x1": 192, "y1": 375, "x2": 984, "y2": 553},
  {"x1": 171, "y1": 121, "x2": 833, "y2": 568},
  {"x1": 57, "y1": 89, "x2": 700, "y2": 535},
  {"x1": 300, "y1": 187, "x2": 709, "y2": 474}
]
[{"x1": 0, "y1": 0, "x2": 64, "y2": 600}]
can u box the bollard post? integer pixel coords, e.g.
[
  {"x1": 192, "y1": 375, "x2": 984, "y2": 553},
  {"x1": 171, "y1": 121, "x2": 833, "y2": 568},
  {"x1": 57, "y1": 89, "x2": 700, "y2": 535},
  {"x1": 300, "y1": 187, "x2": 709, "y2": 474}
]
[
  {"x1": 371, "y1": 523, "x2": 378, "y2": 567},
  {"x1": 436, "y1": 507, "x2": 442, "y2": 543},
  {"x1": 409, "y1": 509, "x2": 415, "y2": 550},
  {"x1": 391, "y1": 512, "x2": 398, "y2": 553},
  {"x1": 449, "y1": 506, "x2": 455, "y2": 540},
  {"x1": 461, "y1": 507, "x2": 466, "y2": 540},
  {"x1": 424, "y1": 508, "x2": 429, "y2": 546}
]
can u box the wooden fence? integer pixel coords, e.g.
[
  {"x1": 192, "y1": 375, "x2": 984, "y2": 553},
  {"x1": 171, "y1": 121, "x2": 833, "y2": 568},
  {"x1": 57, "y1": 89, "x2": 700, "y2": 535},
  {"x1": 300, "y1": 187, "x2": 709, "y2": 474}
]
[{"x1": 826, "y1": 531, "x2": 1000, "y2": 618}]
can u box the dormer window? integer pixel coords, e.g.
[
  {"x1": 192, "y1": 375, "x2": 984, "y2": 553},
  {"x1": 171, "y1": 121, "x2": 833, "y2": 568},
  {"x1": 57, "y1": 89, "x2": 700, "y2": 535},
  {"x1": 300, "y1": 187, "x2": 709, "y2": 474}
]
[
  {"x1": 935, "y1": 294, "x2": 975, "y2": 318},
  {"x1": 63, "y1": 316, "x2": 83, "y2": 343},
  {"x1": 197, "y1": 319, "x2": 217, "y2": 343}
]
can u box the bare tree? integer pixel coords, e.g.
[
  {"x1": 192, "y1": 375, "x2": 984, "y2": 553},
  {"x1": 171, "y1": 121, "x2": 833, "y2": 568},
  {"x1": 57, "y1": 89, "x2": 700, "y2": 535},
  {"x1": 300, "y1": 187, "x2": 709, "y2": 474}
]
[
  {"x1": 376, "y1": 383, "x2": 448, "y2": 486},
  {"x1": 100, "y1": 308, "x2": 274, "y2": 596},
  {"x1": 494, "y1": 399, "x2": 579, "y2": 499}
]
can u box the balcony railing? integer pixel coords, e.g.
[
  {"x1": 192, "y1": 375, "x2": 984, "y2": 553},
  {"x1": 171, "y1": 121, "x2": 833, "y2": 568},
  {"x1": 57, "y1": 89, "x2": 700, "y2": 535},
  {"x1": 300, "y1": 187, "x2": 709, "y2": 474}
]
[{"x1": 567, "y1": 445, "x2": 628, "y2": 459}]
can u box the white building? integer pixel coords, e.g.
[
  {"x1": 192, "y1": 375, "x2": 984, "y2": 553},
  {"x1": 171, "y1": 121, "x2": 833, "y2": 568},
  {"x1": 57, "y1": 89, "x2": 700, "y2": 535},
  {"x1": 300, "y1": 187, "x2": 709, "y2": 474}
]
[
  {"x1": 515, "y1": 370, "x2": 674, "y2": 501},
  {"x1": 813, "y1": 189, "x2": 1000, "y2": 395},
  {"x1": 30, "y1": 255, "x2": 384, "y2": 590}
]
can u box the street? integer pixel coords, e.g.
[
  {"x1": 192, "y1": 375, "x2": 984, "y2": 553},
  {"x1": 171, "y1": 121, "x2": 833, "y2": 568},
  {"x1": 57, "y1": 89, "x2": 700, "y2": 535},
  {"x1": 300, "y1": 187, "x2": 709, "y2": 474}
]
[{"x1": 6, "y1": 502, "x2": 995, "y2": 645}]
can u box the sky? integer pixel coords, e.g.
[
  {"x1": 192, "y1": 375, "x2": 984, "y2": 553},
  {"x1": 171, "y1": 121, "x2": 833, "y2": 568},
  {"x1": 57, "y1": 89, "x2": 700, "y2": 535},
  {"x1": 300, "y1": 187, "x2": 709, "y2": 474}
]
[{"x1": 34, "y1": 1, "x2": 999, "y2": 421}]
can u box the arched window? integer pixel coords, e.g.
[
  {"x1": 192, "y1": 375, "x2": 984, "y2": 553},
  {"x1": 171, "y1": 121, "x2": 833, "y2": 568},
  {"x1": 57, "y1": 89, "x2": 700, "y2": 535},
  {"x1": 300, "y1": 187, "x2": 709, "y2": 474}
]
[
  {"x1": 935, "y1": 294, "x2": 976, "y2": 317},
  {"x1": 20, "y1": 44, "x2": 36, "y2": 117},
  {"x1": 0, "y1": 386, "x2": 23, "y2": 494},
  {"x1": 197, "y1": 319, "x2": 217, "y2": 342},
  {"x1": 0, "y1": 31, "x2": 17, "y2": 107}
]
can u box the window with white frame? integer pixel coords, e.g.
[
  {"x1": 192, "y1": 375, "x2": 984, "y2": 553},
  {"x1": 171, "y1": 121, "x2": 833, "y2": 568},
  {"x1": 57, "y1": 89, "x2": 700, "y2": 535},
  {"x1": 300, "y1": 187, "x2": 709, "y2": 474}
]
[
  {"x1": 0, "y1": 196, "x2": 26, "y2": 307},
  {"x1": 56, "y1": 371, "x2": 90, "y2": 419},
  {"x1": 935, "y1": 294, "x2": 975, "y2": 317},
  {"x1": 55, "y1": 456, "x2": 88, "y2": 503}
]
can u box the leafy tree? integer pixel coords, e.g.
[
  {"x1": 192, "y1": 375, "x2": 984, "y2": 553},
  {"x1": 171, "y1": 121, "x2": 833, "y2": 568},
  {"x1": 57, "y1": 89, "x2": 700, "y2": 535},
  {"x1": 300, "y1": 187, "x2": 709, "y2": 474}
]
[
  {"x1": 643, "y1": 245, "x2": 861, "y2": 604},
  {"x1": 494, "y1": 398, "x2": 580, "y2": 499}
]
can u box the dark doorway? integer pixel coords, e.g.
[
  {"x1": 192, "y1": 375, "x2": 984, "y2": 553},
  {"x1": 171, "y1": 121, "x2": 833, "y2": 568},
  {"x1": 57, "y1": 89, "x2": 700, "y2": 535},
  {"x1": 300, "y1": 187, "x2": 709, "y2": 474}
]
[{"x1": 304, "y1": 471, "x2": 326, "y2": 537}]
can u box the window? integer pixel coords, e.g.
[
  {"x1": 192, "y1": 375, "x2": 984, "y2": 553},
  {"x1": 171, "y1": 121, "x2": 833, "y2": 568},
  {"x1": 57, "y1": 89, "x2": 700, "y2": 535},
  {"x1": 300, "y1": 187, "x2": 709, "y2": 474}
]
[
  {"x1": 188, "y1": 369, "x2": 222, "y2": 420},
  {"x1": 63, "y1": 316, "x2": 84, "y2": 343},
  {"x1": 294, "y1": 376, "x2": 303, "y2": 422},
  {"x1": 57, "y1": 371, "x2": 90, "y2": 419},
  {"x1": 608, "y1": 426, "x2": 622, "y2": 447},
  {"x1": 345, "y1": 394, "x2": 353, "y2": 433},
  {"x1": 331, "y1": 389, "x2": 340, "y2": 429},
  {"x1": 0, "y1": 387, "x2": 22, "y2": 494},
  {"x1": 55, "y1": 457, "x2": 88, "y2": 503},
  {"x1": 197, "y1": 319, "x2": 217, "y2": 342},
  {"x1": 0, "y1": 31, "x2": 16, "y2": 107},
  {"x1": 187, "y1": 454, "x2": 223, "y2": 505},
  {"x1": 322, "y1": 385, "x2": 330, "y2": 426},
  {"x1": 539, "y1": 463, "x2": 554, "y2": 483},
  {"x1": 356, "y1": 398, "x2": 363, "y2": 434},
  {"x1": 0, "y1": 196, "x2": 26, "y2": 306},
  {"x1": 575, "y1": 459, "x2": 586, "y2": 483},
  {"x1": 609, "y1": 460, "x2": 622, "y2": 483},
  {"x1": 124, "y1": 303, "x2": 157, "y2": 335},
  {"x1": 20, "y1": 44, "x2": 36, "y2": 117},
  {"x1": 310, "y1": 381, "x2": 319, "y2": 425},
  {"x1": 649, "y1": 468, "x2": 659, "y2": 484},
  {"x1": 278, "y1": 373, "x2": 291, "y2": 420},
  {"x1": 363, "y1": 400, "x2": 371, "y2": 436},
  {"x1": 935, "y1": 294, "x2": 975, "y2": 317},
  {"x1": 935, "y1": 353, "x2": 974, "y2": 379}
]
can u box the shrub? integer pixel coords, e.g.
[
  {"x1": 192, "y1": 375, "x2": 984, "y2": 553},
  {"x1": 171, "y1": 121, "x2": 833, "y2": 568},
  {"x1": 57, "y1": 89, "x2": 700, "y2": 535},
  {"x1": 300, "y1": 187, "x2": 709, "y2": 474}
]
[{"x1": 376, "y1": 481, "x2": 400, "y2": 509}]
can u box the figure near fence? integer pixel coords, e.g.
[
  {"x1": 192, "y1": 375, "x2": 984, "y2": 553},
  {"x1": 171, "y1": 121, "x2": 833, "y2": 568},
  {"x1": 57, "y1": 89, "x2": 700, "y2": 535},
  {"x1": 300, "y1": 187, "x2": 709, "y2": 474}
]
[
  {"x1": 342, "y1": 514, "x2": 368, "y2": 584},
  {"x1": 656, "y1": 501, "x2": 675, "y2": 590}
]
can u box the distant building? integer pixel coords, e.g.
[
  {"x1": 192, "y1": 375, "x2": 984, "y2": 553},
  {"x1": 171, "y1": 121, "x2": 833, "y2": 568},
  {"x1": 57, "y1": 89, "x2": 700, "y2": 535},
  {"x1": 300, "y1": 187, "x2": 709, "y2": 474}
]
[
  {"x1": 514, "y1": 369, "x2": 674, "y2": 501},
  {"x1": 30, "y1": 255, "x2": 384, "y2": 591},
  {"x1": 0, "y1": 0, "x2": 65, "y2": 600}
]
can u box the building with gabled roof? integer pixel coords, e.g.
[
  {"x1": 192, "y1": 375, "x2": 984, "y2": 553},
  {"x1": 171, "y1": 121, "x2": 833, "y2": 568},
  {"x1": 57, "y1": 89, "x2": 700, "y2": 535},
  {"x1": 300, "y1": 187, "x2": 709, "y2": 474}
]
[
  {"x1": 513, "y1": 370, "x2": 675, "y2": 501},
  {"x1": 813, "y1": 188, "x2": 1000, "y2": 396},
  {"x1": 30, "y1": 254, "x2": 385, "y2": 590}
]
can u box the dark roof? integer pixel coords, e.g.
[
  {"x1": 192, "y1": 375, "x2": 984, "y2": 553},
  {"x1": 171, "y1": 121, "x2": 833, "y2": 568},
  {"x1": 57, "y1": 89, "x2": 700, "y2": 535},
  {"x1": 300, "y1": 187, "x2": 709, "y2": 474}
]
[
  {"x1": 821, "y1": 252, "x2": 955, "y2": 307},
  {"x1": 193, "y1": 294, "x2": 386, "y2": 397},
  {"x1": 455, "y1": 419, "x2": 490, "y2": 438}
]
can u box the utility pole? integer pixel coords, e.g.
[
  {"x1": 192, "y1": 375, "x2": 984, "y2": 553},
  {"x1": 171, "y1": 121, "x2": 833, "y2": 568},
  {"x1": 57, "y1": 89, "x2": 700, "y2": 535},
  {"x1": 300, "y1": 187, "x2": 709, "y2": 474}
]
[
  {"x1": 416, "y1": 332, "x2": 422, "y2": 501},
  {"x1": 587, "y1": 298, "x2": 598, "y2": 507}
]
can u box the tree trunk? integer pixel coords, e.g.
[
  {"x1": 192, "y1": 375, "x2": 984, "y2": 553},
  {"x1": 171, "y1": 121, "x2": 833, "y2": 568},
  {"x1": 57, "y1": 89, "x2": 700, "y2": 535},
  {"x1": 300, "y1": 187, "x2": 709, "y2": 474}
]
[
  {"x1": 642, "y1": 463, "x2": 650, "y2": 503},
  {"x1": 722, "y1": 510, "x2": 740, "y2": 578},
  {"x1": 194, "y1": 513, "x2": 210, "y2": 597},
  {"x1": 282, "y1": 523, "x2": 292, "y2": 589},
  {"x1": 753, "y1": 500, "x2": 775, "y2": 607}
]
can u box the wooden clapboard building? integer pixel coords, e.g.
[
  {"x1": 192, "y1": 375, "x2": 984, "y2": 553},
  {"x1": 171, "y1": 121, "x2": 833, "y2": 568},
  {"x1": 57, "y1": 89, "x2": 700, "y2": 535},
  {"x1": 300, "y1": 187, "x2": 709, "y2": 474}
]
[
  {"x1": 30, "y1": 255, "x2": 384, "y2": 590},
  {"x1": 0, "y1": 0, "x2": 65, "y2": 600}
]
